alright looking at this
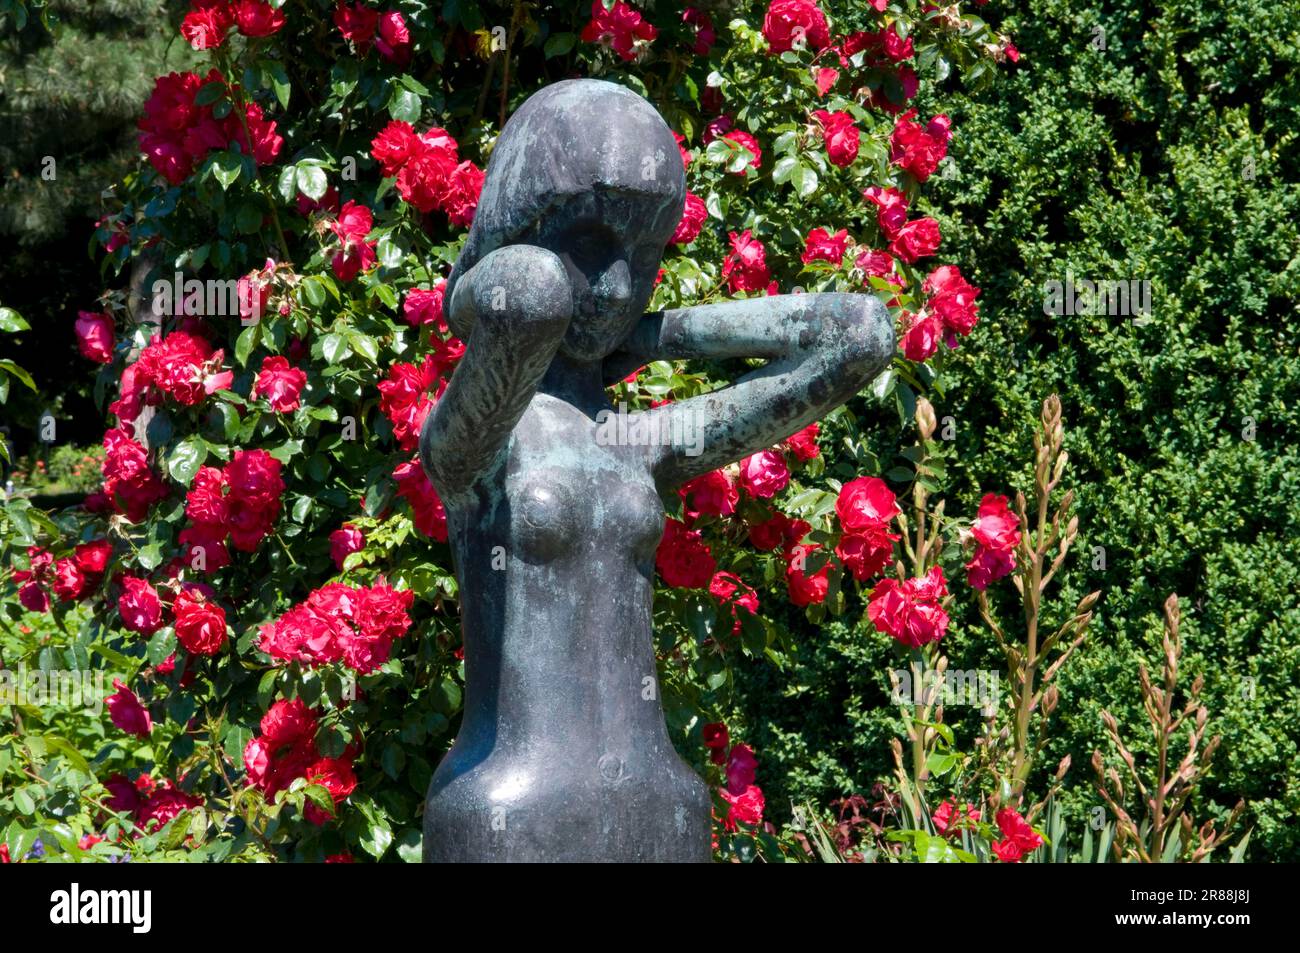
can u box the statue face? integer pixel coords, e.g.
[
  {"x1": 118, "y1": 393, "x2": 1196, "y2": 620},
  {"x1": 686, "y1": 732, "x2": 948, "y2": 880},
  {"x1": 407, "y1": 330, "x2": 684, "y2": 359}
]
[{"x1": 529, "y1": 189, "x2": 669, "y2": 362}]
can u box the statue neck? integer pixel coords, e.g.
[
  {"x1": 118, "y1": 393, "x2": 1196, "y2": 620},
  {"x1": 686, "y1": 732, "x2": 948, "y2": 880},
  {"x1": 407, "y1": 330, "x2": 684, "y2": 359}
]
[{"x1": 537, "y1": 353, "x2": 608, "y2": 413}]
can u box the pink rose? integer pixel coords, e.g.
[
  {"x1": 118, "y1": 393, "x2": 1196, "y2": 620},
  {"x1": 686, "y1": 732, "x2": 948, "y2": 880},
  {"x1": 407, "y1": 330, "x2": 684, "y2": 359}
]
[
  {"x1": 75, "y1": 310, "x2": 115, "y2": 364},
  {"x1": 107, "y1": 679, "x2": 153, "y2": 738},
  {"x1": 738, "y1": 450, "x2": 790, "y2": 499},
  {"x1": 329, "y1": 524, "x2": 366, "y2": 570},
  {"x1": 118, "y1": 576, "x2": 163, "y2": 634}
]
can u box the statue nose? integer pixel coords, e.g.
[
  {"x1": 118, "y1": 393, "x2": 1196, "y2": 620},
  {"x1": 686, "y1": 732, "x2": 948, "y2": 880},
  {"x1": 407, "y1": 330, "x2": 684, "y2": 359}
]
[{"x1": 596, "y1": 259, "x2": 631, "y2": 303}]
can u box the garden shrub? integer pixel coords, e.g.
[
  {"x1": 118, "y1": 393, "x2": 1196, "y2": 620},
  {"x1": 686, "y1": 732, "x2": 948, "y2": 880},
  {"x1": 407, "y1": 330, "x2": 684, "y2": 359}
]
[{"x1": 727, "y1": 0, "x2": 1300, "y2": 861}]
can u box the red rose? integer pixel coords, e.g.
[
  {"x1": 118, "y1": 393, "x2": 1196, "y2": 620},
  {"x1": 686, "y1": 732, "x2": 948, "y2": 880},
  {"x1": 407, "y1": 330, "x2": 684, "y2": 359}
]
[
  {"x1": 655, "y1": 518, "x2": 716, "y2": 588},
  {"x1": 965, "y1": 493, "x2": 1020, "y2": 590},
  {"x1": 370, "y1": 120, "x2": 423, "y2": 177},
  {"x1": 722, "y1": 229, "x2": 770, "y2": 293},
  {"x1": 702, "y1": 722, "x2": 730, "y2": 764},
  {"x1": 889, "y1": 216, "x2": 942, "y2": 264},
  {"x1": 761, "y1": 0, "x2": 829, "y2": 54},
  {"x1": 899, "y1": 310, "x2": 943, "y2": 362},
  {"x1": 107, "y1": 679, "x2": 153, "y2": 738},
  {"x1": 722, "y1": 784, "x2": 766, "y2": 830},
  {"x1": 379, "y1": 355, "x2": 442, "y2": 451},
  {"x1": 75, "y1": 310, "x2": 115, "y2": 364},
  {"x1": 173, "y1": 590, "x2": 228, "y2": 656},
  {"x1": 836, "y1": 476, "x2": 900, "y2": 532},
  {"x1": 801, "y1": 227, "x2": 849, "y2": 265},
  {"x1": 375, "y1": 10, "x2": 411, "y2": 65},
  {"x1": 710, "y1": 571, "x2": 759, "y2": 635},
  {"x1": 225, "y1": 448, "x2": 284, "y2": 507},
  {"x1": 441, "y1": 160, "x2": 484, "y2": 227},
  {"x1": 101, "y1": 427, "x2": 168, "y2": 522},
  {"x1": 815, "y1": 67, "x2": 838, "y2": 95},
  {"x1": 857, "y1": 249, "x2": 902, "y2": 291},
  {"x1": 933, "y1": 800, "x2": 980, "y2": 834},
  {"x1": 682, "y1": 7, "x2": 715, "y2": 56},
  {"x1": 738, "y1": 449, "x2": 790, "y2": 499},
  {"x1": 836, "y1": 525, "x2": 897, "y2": 582},
  {"x1": 721, "y1": 129, "x2": 762, "y2": 171},
  {"x1": 863, "y1": 185, "x2": 909, "y2": 239},
  {"x1": 232, "y1": 0, "x2": 284, "y2": 37},
  {"x1": 136, "y1": 780, "x2": 202, "y2": 831},
  {"x1": 867, "y1": 566, "x2": 950, "y2": 647},
  {"x1": 75, "y1": 539, "x2": 113, "y2": 575},
  {"x1": 397, "y1": 147, "x2": 458, "y2": 213},
  {"x1": 748, "y1": 511, "x2": 809, "y2": 552},
  {"x1": 260, "y1": 698, "x2": 318, "y2": 750},
  {"x1": 254, "y1": 355, "x2": 307, "y2": 413},
  {"x1": 580, "y1": 0, "x2": 658, "y2": 62},
  {"x1": 330, "y1": 201, "x2": 377, "y2": 281},
  {"x1": 923, "y1": 264, "x2": 981, "y2": 345},
  {"x1": 785, "y1": 422, "x2": 820, "y2": 461},
  {"x1": 679, "y1": 469, "x2": 739, "y2": 519},
  {"x1": 992, "y1": 807, "x2": 1042, "y2": 862},
  {"x1": 403, "y1": 282, "x2": 447, "y2": 331},
  {"x1": 393, "y1": 459, "x2": 448, "y2": 540},
  {"x1": 181, "y1": 3, "x2": 232, "y2": 51},
  {"x1": 785, "y1": 543, "x2": 831, "y2": 606},
  {"x1": 812, "y1": 109, "x2": 859, "y2": 167},
  {"x1": 890, "y1": 110, "x2": 952, "y2": 183},
  {"x1": 334, "y1": 1, "x2": 378, "y2": 51},
  {"x1": 671, "y1": 191, "x2": 708, "y2": 245},
  {"x1": 52, "y1": 558, "x2": 88, "y2": 602},
  {"x1": 304, "y1": 756, "x2": 359, "y2": 824}
]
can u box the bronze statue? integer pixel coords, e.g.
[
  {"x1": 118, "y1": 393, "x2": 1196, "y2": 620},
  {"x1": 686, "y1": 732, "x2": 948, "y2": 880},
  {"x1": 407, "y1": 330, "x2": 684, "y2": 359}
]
[{"x1": 419, "y1": 79, "x2": 892, "y2": 861}]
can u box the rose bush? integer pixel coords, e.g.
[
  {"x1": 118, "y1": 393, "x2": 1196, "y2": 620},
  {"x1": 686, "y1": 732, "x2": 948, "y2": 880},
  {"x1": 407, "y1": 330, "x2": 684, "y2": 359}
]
[{"x1": 0, "y1": 0, "x2": 1023, "y2": 862}]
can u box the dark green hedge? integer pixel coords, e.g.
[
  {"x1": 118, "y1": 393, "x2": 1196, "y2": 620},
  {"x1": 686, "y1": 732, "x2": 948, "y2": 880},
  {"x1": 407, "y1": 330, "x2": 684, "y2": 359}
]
[{"x1": 733, "y1": 0, "x2": 1300, "y2": 861}]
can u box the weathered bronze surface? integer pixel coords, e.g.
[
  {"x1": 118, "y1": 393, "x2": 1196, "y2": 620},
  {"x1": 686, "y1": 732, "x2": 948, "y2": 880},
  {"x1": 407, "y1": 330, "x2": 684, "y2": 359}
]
[{"x1": 419, "y1": 79, "x2": 893, "y2": 862}]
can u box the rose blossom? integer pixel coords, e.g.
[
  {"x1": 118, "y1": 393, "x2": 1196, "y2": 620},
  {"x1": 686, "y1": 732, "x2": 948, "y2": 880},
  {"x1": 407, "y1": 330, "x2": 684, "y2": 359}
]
[
  {"x1": 254, "y1": 355, "x2": 307, "y2": 412},
  {"x1": 738, "y1": 450, "x2": 790, "y2": 499},
  {"x1": 867, "y1": 566, "x2": 950, "y2": 647},
  {"x1": 330, "y1": 524, "x2": 366, "y2": 570},
  {"x1": 655, "y1": 518, "x2": 716, "y2": 588},
  {"x1": 107, "y1": 679, "x2": 153, "y2": 738},
  {"x1": 761, "y1": 0, "x2": 829, "y2": 54},
  {"x1": 173, "y1": 590, "x2": 228, "y2": 656},
  {"x1": 75, "y1": 310, "x2": 115, "y2": 364}
]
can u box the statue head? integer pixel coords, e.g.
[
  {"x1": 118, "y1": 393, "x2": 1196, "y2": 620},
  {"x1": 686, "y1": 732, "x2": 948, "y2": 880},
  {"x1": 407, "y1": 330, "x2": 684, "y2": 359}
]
[{"x1": 448, "y1": 79, "x2": 686, "y2": 361}]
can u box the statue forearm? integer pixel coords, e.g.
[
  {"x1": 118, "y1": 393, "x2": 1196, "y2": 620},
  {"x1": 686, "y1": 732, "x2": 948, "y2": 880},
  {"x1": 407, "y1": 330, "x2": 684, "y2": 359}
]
[
  {"x1": 421, "y1": 246, "x2": 572, "y2": 496},
  {"x1": 637, "y1": 293, "x2": 895, "y2": 487}
]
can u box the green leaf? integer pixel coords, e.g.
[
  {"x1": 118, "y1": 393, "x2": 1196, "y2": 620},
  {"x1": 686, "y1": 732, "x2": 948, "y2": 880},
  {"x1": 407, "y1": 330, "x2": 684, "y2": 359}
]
[
  {"x1": 168, "y1": 435, "x2": 207, "y2": 485},
  {"x1": 321, "y1": 332, "x2": 350, "y2": 364},
  {"x1": 395, "y1": 828, "x2": 423, "y2": 863},
  {"x1": 276, "y1": 166, "x2": 298, "y2": 204},
  {"x1": 296, "y1": 164, "x2": 328, "y2": 202},
  {"x1": 211, "y1": 152, "x2": 242, "y2": 190},
  {"x1": 235, "y1": 321, "x2": 261, "y2": 367},
  {"x1": 0, "y1": 307, "x2": 29, "y2": 332},
  {"x1": 388, "y1": 87, "x2": 421, "y2": 123},
  {"x1": 544, "y1": 32, "x2": 575, "y2": 58},
  {"x1": 266, "y1": 62, "x2": 291, "y2": 109}
]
